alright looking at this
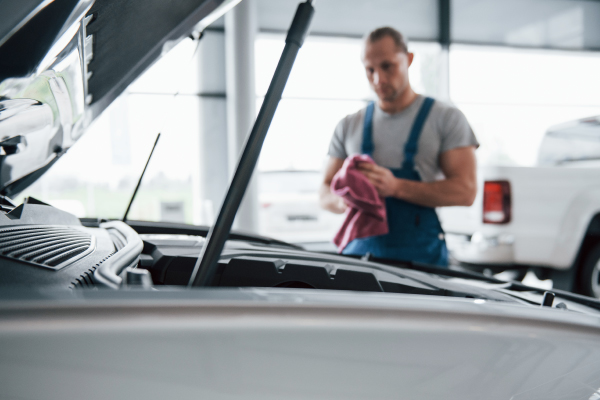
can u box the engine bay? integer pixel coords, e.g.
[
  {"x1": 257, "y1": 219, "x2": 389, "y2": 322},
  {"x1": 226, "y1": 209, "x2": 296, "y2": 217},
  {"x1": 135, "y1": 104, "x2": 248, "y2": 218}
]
[
  {"x1": 0, "y1": 197, "x2": 479, "y2": 296},
  {"x1": 4, "y1": 196, "x2": 600, "y2": 315}
]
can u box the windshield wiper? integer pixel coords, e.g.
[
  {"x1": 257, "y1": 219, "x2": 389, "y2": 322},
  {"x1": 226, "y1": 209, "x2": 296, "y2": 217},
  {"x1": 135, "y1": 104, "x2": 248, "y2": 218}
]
[{"x1": 188, "y1": 0, "x2": 315, "y2": 287}]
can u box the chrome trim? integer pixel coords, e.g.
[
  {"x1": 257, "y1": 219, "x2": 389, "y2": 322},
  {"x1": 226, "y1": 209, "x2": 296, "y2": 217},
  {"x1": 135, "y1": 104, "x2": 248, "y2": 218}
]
[
  {"x1": 36, "y1": 0, "x2": 95, "y2": 75},
  {"x1": 81, "y1": 13, "x2": 94, "y2": 105},
  {"x1": 0, "y1": 1, "x2": 94, "y2": 195}
]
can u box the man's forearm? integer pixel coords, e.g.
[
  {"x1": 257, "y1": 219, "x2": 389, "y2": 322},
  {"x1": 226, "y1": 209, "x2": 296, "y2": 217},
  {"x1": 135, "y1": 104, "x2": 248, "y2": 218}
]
[
  {"x1": 393, "y1": 177, "x2": 476, "y2": 208},
  {"x1": 319, "y1": 184, "x2": 347, "y2": 214},
  {"x1": 357, "y1": 147, "x2": 477, "y2": 209}
]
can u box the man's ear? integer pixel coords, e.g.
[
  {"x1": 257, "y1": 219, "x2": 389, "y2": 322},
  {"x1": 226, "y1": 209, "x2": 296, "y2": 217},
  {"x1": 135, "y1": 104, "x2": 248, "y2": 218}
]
[{"x1": 407, "y1": 52, "x2": 414, "y2": 67}]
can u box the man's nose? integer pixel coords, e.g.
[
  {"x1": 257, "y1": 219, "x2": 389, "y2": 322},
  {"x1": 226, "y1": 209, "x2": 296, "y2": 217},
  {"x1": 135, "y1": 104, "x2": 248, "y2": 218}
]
[{"x1": 373, "y1": 71, "x2": 380, "y2": 85}]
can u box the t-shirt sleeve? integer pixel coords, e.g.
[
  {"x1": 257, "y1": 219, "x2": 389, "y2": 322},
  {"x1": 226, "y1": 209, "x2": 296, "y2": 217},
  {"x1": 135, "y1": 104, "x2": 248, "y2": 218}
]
[
  {"x1": 327, "y1": 118, "x2": 348, "y2": 159},
  {"x1": 439, "y1": 106, "x2": 479, "y2": 153}
]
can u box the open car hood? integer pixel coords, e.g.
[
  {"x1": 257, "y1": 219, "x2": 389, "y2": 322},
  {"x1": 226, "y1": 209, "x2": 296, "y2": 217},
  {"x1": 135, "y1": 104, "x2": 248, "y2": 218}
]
[{"x1": 0, "y1": 0, "x2": 239, "y2": 197}]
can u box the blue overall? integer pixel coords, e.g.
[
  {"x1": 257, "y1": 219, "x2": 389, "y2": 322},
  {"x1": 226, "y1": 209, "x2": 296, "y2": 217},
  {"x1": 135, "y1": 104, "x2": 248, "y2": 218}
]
[{"x1": 342, "y1": 98, "x2": 448, "y2": 267}]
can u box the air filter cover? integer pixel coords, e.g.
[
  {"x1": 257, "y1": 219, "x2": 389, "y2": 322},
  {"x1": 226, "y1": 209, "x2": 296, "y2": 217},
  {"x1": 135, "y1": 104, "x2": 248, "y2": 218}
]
[{"x1": 0, "y1": 225, "x2": 95, "y2": 270}]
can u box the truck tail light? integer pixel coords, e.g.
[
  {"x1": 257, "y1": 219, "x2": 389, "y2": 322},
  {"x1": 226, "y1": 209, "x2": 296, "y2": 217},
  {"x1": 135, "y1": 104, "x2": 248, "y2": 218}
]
[{"x1": 483, "y1": 180, "x2": 511, "y2": 224}]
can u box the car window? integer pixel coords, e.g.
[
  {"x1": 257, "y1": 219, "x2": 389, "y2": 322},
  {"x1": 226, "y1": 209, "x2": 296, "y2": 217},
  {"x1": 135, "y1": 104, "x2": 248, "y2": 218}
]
[{"x1": 537, "y1": 118, "x2": 600, "y2": 165}]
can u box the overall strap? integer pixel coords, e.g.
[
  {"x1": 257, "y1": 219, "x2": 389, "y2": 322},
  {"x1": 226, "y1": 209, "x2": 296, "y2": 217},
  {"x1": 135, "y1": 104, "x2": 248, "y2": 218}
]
[
  {"x1": 402, "y1": 97, "x2": 435, "y2": 170},
  {"x1": 361, "y1": 101, "x2": 375, "y2": 155}
]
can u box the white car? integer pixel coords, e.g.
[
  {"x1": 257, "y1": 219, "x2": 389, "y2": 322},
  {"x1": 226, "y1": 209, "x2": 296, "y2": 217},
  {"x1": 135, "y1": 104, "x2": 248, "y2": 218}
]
[
  {"x1": 441, "y1": 116, "x2": 600, "y2": 298},
  {"x1": 258, "y1": 170, "x2": 343, "y2": 244}
]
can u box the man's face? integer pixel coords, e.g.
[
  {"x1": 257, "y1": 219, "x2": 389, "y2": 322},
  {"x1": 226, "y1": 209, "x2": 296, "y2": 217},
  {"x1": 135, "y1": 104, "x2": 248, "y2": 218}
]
[{"x1": 362, "y1": 36, "x2": 413, "y2": 103}]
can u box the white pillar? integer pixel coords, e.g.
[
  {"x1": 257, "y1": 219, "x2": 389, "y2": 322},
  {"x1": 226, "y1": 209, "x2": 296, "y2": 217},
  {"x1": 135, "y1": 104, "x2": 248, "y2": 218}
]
[
  {"x1": 195, "y1": 31, "x2": 229, "y2": 226},
  {"x1": 225, "y1": 0, "x2": 259, "y2": 232}
]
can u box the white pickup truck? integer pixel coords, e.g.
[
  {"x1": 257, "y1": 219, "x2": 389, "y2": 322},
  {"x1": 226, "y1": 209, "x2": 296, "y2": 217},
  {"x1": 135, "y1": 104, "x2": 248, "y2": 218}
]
[{"x1": 440, "y1": 116, "x2": 600, "y2": 298}]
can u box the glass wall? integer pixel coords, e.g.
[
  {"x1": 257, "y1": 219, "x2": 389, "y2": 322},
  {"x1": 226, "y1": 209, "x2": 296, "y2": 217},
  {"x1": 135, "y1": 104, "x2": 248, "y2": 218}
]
[{"x1": 450, "y1": 45, "x2": 600, "y2": 166}]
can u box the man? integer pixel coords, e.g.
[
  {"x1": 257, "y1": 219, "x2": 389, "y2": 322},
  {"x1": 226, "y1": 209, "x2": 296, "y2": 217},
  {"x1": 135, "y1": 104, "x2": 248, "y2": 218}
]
[{"x1": 320, "y1": 27, "x2": 478, "y2": 267}]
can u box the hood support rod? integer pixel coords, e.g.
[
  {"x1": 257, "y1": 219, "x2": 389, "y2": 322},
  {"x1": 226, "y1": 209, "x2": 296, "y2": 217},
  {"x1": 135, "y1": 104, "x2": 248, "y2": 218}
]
[
  {"x1": 189, "y1": 0, "x2": 314, "y2": 287},
  {"x1": 123, "y1": 132, "x2": 160, "y2": 223}
]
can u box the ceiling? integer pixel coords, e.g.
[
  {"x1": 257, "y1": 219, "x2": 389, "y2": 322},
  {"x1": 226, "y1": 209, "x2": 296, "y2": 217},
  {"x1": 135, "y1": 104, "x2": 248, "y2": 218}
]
[{"x1": 213, "y1": 0, "x2": 600, "y2": 51}]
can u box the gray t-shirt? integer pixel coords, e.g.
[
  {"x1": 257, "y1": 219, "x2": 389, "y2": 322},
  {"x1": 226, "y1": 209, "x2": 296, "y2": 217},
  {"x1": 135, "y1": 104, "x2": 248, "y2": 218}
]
[{"x1": 328, "y1": 95, "x2": 479, "y2": 182}]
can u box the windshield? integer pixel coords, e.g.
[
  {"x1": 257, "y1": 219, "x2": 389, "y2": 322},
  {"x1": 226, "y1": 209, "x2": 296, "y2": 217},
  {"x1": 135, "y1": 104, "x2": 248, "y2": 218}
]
[{"x1": 537, "y1": 118, "x2": 600, "y2": 166}]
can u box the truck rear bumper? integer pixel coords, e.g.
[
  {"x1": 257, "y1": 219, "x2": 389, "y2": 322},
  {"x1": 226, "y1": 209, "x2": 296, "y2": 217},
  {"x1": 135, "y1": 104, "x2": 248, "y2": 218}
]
[{"x1": 446, "y1": 232, "x2": 515, "y2": 265}]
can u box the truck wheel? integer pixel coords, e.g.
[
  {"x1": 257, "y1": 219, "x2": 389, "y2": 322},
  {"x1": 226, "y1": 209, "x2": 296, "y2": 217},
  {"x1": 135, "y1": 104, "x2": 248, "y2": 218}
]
[{"x1": 579, "y1": 244, "x2": 600, "y2": 299}]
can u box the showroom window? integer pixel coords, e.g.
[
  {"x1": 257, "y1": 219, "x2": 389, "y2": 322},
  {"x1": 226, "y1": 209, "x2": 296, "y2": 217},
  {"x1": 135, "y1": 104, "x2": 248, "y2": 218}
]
[{"x1": 450, "y1": 45, "x2": 600, "y2": 166}]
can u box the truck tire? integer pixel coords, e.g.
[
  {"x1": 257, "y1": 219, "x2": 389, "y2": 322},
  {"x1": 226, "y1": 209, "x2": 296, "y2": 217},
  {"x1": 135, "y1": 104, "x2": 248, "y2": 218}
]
[{"x1": 579, "y1": 243, "x2": 600, "y2": 299}]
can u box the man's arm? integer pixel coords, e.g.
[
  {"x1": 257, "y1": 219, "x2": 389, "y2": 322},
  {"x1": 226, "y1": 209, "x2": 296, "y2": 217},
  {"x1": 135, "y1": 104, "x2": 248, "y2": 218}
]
[
  {"x1": 319, "y1": 156, "x2": 347, "y2": 214},
  {"x1": 358, "y1": 146, "x2": 477, "y2": 208}
]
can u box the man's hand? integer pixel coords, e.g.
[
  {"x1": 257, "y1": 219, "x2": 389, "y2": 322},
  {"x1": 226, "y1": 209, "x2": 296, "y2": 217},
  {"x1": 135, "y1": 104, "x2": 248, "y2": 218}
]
[
  {"x1": 320, "y1": 157, "x2": 348, "y2": 214},
  {"x1": 357, "y1": 162, "x2": 399, "y2": 198},
  {"x1": 332, "y1": 195, "x2": 348, "y2": 213}
]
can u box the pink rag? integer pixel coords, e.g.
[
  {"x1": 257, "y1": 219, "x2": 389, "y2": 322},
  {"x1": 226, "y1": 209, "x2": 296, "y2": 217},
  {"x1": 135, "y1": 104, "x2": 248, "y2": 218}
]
[{"x1": 331, "y1": 154, "x2": 388, "y2": 252}]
